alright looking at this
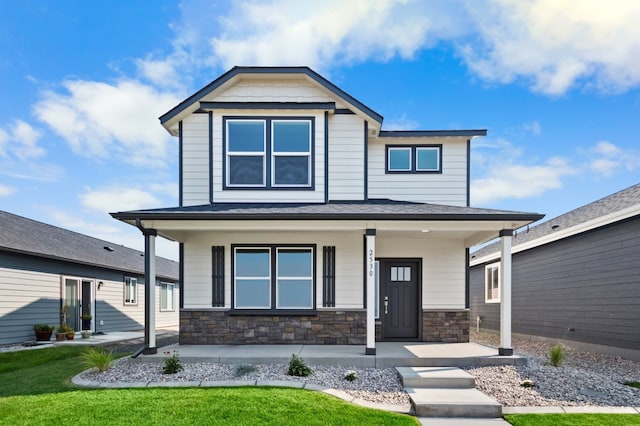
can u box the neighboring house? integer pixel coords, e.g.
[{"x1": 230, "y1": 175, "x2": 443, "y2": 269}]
[
  {"x1": 0, "y1": 210, "x2": 179, "y2": 345},
  {"x1": 470, "y1": 183, "x2": 640, "y2": 358},
  {"x1": 112, "y1": 66, "x2": 542, "y2": 353}
]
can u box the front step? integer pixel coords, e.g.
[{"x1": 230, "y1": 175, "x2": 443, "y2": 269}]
[
  {"x1": 396, "y1": 367, "x2": 475, "y2": 388},
  {"x1": 406, "y1": 388, "x2": 503, "y2": 418}
]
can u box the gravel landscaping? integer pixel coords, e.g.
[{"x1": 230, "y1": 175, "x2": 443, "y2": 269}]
[{"x1": 468, "y1": 330, "x2": 640, "y2": 407}]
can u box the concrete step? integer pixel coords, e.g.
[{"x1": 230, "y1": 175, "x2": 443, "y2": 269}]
[
  {"x1": 396, "y1": 366, "x2": 476, "y2": 388},
  {"x1": 406, "y1": 388, "x2": 502, "y2": 418}
]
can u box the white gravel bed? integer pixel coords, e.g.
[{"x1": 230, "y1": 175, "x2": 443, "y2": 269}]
[
  {"x1": 468, "y1": 331, "x2": 640, "y2": 407},
  {"x1": 80, "y1": 359, "x2": 410, "y2": 406}
]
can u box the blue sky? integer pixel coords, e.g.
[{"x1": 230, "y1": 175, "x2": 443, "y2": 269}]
[{"x1": 1, "y1": 1, "x2": 639, "y2": 260}]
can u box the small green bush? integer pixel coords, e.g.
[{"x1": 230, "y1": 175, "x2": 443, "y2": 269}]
[
  {"x1": 548, "y1": 344, "x2": 565, "y2": 367},
  {"x1": 162, "y1": 351, "x2": 184, "y2": 374},
  {"x1": 624, "y1": 381, "x2": 640, "y2": 389},
  {"x1": 33, "y1": 324, "x2": 55, "y2": 332},
  {"x1": 344, "y1": 370, "x2": 357, "y2": 382},
  {"x1": 82, "y1": 347, "x2": 114, "y2": 372},
  {"x1": 287, "y1": 354, "x2": 312, "y2": 377},
  {"x1": 234, "y1": 364, "x2": 257, "y2": 377}
]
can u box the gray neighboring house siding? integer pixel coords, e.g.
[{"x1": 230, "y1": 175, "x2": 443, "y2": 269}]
[
  {"x1": 0, "y1": 210, "x2": 179, "y2": 345},
  {"x1": 470, "y1": 183, "x2": 640, "y2": 353}
]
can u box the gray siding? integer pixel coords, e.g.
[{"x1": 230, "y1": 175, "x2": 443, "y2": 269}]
[
  {"x1": 0, "y1": 251, "x2": 179, "y2": 345},
  {"x1": 470, "y1": 216, "x2": 640, "y2": 350}
]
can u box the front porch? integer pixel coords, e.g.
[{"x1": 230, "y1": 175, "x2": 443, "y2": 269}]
[{"x1": 135, "y1": 341, "x2": 525, "y2": 368}]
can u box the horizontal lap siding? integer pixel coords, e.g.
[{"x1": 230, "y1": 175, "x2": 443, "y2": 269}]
[
  {"x1": 211, "y1": 80, "x2": 340, "y2": 104},
  {"x1": 328, "y1": 114, "x2": 364, "y2": 200},
  {"x1": 367, "y1": 138, "x2": 468, "y2": 205},
  {"x1": 182, "y1": 114, "x2": 210, "y2": 206},
  {"x1": 470, "y1": 216, "x2": 640, "y2": 350},
  {"x1": 182, "y1": 231, "x2": 363, "y2": 309},
  {"x1": 210, "y1": 110, "x2": 325, "y2": 203},
  {"x1": 0, "y1": 268, "x2": 60, "y2": 344},
  {"x1": 376, "y1": 238, "x2": 466, "y2": 309}
]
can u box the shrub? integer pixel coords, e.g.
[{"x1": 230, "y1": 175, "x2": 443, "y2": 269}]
[
  {"x1": 162, "y1": 351, "x2": 184, "y2": 374},
  {"x1": 624, "y1": 381, "x2": 640, "y2": 389},
  {"x1": 287, "y1": 354, "x2": 312, "y2": 377},
  {"x1": 234, "y1": 364, "x2": 257, "y2": 377},
  {"x1": 33, "y1": 324, "x2": 55, "y2": 332},
  {"x1": 520, "y1": 379, "x2": 534, "y2": 388},
  {"x1": 344, "y1": 370, "x2": 357, "y2": 382},
  {"x1": 548, "y1": 344, "x2": 565, "y2": 367},
  {"x1": 82, "y1": 347, "x2": 114, "y2": 372}
]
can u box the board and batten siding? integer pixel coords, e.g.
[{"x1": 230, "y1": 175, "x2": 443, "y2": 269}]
[
  {"x1": 328, "y1": 114, "x2": 365, "y2": 200},
  {"x1": 377, "y1": 237, "x2": 466, "y2": 309},
  {"x1": 181, "y1": 113, "x2": 211, "y2": 206},
  {"x1": 470, "y1": 216, "x2": 640, "y2": 351},
  {"x1": 367, "y1": 137, "x2": 468, "y2": 205},
  {"x1": 182, "y1": 230, "x2": 363, "y2": 309}
]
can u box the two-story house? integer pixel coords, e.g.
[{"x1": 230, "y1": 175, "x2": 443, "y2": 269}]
[{"x1": 112, "y1": 66, "x2": 543, "y2": 355}]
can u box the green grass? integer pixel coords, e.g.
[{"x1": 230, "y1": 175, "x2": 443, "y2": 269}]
[
  {"x1": 0, "y1": 346, "x2": 417, "y2": 425},
  {"x1": 0, "y1": 387, "x2": 417, "y2": 425},
  {"x1": 505, "y1": 414, "x2": 640, "y2": 426}
]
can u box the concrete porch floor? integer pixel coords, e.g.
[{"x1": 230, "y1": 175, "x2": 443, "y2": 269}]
[{"x1": 137, "y1": 342, "x2": 526, "y2": 368}]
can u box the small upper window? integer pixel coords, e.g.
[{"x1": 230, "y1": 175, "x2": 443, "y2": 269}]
[
  {"x1": 227, "y1": 120, "x2": 266, "y2": 187},
  {"x1": 485, "y1": 263, "x2": 500, "y2": 303},
  {"x1": 386, "y1": 145, "x2": 442, "y2": 174},
  {"x1": 124, "y1": 277, "x2": 138, "y2": 305}
]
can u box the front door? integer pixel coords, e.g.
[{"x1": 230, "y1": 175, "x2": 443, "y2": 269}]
[{"x1": 381, "y1": 260, "x2": 419, "y2": 340}]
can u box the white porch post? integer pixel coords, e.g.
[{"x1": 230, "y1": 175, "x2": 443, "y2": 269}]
[
  {"x1": 365, "y1": 229, "x2": 376, "y2": 355},
  {"x1": 499, "y1": 229, "x2": 513, "y2": 356},
  {"x1": 142, "y1": 227, "x2": 158, "y2": 354}
]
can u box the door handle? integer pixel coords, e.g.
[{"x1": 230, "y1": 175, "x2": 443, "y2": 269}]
[{"x1": 384, "y1": 296, "x2": 389, "y2": 314}]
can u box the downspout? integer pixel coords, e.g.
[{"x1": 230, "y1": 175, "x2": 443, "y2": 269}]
[{"x1": 131, "y1": 218, "x2": 158, "y2": 357}]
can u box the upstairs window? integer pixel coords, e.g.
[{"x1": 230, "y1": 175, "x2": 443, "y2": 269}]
[
  {"x1": 225, "y1": 117, "x2": 313, "y2": 189},
  {"x1": 485, "y1": 263, "x2": 500, "y2": 303},
  {"x1": 386, "y1": 144, "x2": 442, "y2": 174}
]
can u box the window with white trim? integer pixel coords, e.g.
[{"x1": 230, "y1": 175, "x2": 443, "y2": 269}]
[
  {"x1": 386, "y1": 144, "x2": 442, "y2": 173},
  {"x1": 233, "y1": 245, "x2": 315, "y2": 310},
  {"x1": 225, "y1": 118, "x2": 313, "y2": 189},
  {"x1": 485, "y1": 263, "x2": 500, "y2": 303},
  {"x1": 160, "y1": 282, "x2": 175, "y2": 311},
  {"x1": 124, "y1": 277, "x2": 137, "y2": 305}
]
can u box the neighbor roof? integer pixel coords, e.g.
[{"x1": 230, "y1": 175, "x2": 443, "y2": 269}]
[
  {"x1": 0, "y1": 210, "x2": 178, "y2": 280},
  {"x1": 471, "y1": 182, "x2": 640, "y2": 262},
  {"x1": 111, "y1": 199, "x2": 543, "y2": 222}
]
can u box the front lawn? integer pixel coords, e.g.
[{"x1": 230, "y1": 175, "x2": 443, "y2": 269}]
[
  {"x1": 0, "y1": 346, "x2": 417, "y2": 425},
  {"x1": 505, "y1": 414, "x2": 640, "y2": 426}
]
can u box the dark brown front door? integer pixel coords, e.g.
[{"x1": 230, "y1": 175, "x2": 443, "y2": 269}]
[{"x1": 381, "y1": 260, "x2": 419, "y2": 340}]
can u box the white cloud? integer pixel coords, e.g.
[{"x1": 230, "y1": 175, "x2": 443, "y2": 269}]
[
  {"x1": 80, "y1": 186, "x2": 161, "y2": 214},
  {"x1": 33, "y1": 79, "x2": 180, "y2": 168},
  {"x1": 522, "y1": 121, "x2": 542, "y2": 136},
  {"x1": 208, "y1": 0, "x2": 459, "y2": 71},
  {"x1": 0, "y1": 183, "x2": 15, "y2": 196},
  {"x1": 0, "y1": 120, "x2": 45, "y2": 160},
  {"x1": 460, "y1": 0, "x2": 640, "y2": 94},
  {"x1": 383, "y1": 115, "x2": 420, "y2": 131},
  {"x1": 583, "y1": 141, "x2": 640, "y2": 177}
]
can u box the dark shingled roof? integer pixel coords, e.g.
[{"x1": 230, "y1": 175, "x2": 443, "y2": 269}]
[
  {"x1": 0, "y1": 210, "x2": 178, "y2": 280},
  {"x1": 472, "y1": 182, "x2": 640, "y2": 260},
  {"x1": 111, "y1": 199, "x2": 544, "y2": 222}
]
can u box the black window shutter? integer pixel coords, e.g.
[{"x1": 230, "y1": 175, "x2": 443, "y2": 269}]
[
  {"x1": 323, "y1": 246, "x2": 336, "y2": 307},
  {"x1": 212, "y1": 246, "x2": 225, "y2": 307}
]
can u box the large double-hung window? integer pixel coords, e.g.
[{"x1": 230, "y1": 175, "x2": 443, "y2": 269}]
[
  {"x1": 225, "y1": 118, "x2": 313, "y2": 189},
  {"x1": 233, "y1": 245, "x2": 315, "y2": 311}
]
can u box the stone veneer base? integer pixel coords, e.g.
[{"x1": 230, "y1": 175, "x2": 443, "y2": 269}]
[{"x1": 180, "y1": 309, "x2": 470, "y2": 344}]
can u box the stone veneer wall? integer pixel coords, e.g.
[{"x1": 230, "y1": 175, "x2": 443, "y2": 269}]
[
  {"x1": 422, "y1": 310, "x2": 470, "y2": 343},
  {"x1": 180, "y1": 309, "x2": 367, "y2": 345}
]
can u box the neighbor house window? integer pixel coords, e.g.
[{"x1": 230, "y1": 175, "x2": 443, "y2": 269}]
[
  {"x1": 233, "y1": 245, "x2": 315, "y2": 310},
  {"x1": 225, "y1": 117, "x2": 313, "y2": 189},
  {"x1": 160, "y1": 282, "x2": 175, "y2": 311},
  {"x1": 485, "y1": 263, "x2": 500, "y2": 303},
  {"x1": 386, "y1": 144, "x2": 442, "y2": 173},
  {"x1": 124, "y1": 277, "x2": 137, "y2": 305}
]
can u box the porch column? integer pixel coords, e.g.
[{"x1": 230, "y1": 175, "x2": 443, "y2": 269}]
[
  {"x1": 499, "y1": 229, "x2": 513, "y2": 356},
  {"x1": 365, "y1": 229, "x2": 376, "y2": 355},
  {"x1": 143, "y1": 228, "x2": 158, "y2": 355}
]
